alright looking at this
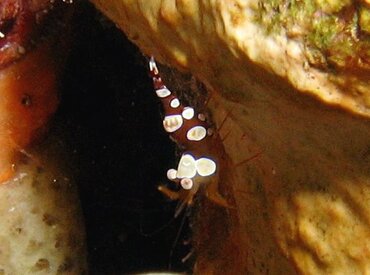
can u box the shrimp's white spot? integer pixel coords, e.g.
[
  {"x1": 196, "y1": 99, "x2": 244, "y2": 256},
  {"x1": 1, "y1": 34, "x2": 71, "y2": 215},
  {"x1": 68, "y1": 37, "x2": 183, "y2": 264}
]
[
  {"x1": 180, "y1": 178, "x2": 193, "y2": 190},
  {"x1": 163, "y1": 114, "x2": 183, "y2": 133},
  {"x1": 156, "y1": 87, "x2": 171, "y2": 98},
  {"x1": 176, "y1": 154, "x2": 197, "y2": 179},
  {"x1": 187, "y1": 126, "x2": 207, "y2": 141},
  {"x1": 196, "y1": 158, "x2": 217, "y2": 177},
  {"x1": 182, "y1": 107, "x2": 194, "y2": 120},
  {"x1": 207, "y1": 128, "x2": 214, "y2": 136},
  {"x1": 198, "y1": 113, "x2": 206, "y2": 121},
  {"x1": 170, "y1": 98, "x2": 180, "y2": 108},
  {"x1": 167, "y1": 169, "x2": 177, "y2": 180}
]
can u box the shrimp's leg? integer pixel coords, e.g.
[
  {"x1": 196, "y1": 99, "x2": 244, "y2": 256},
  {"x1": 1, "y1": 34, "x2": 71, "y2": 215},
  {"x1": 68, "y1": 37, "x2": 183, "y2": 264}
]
[
  {"x1": 158, "y1": 185, "x2": 180, "y2": 201},
  {"x1": 234, "y1": 151, "x2": 263, "y2": 168},
  {"x1": 205, "y1": 177, "x2": 233, "y2": 208},
  {"x1": 217, "y1": 110, "x2": 232, "y2": 133}
]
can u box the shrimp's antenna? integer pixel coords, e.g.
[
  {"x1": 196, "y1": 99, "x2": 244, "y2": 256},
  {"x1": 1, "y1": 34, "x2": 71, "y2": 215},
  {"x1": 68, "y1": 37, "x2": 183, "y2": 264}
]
[
  {"x1": 168, "y1": 207, "x2": 190, "y2": 270},
  {"x1": 139, "y1": 215, "x2": 177, "y2": 238}
]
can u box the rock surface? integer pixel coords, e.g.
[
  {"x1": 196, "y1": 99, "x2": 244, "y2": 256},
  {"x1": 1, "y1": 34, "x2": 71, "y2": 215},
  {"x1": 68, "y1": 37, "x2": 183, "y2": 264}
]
[
  {"x1": 0, "y1": 141, "x2": 87, "y2": 274},
  {"x1": 90, "y1": 1, "x2": 370, "y2": 274}
]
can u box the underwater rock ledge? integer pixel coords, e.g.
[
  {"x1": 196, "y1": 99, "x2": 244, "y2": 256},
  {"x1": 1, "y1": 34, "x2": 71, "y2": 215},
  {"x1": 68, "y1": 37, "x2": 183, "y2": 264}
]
[{"x1": 91, "y1": 1, "x2": 370, "y2": 274}]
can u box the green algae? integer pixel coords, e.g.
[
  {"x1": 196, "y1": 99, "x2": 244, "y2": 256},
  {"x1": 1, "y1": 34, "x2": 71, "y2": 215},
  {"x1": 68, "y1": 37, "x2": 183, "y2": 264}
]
[
  {"x1": 255, "y1": 0, "x2": 370, "y2": 71},
  {"x1": 360, "y1": 6, "x2": 370, "y2": 34}
]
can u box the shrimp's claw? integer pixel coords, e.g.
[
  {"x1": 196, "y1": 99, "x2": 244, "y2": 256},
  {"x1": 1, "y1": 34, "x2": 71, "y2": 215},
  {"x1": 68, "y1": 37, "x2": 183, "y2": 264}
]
[{"x1": 158, "y1": 184, "x2": 195, "y2": 217}]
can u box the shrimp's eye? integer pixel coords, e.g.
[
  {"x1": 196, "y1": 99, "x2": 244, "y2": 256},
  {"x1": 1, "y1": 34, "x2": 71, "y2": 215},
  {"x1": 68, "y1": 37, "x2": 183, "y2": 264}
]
[{"x1": 180, "y1": 178, "x2": 193, "y2": 190}]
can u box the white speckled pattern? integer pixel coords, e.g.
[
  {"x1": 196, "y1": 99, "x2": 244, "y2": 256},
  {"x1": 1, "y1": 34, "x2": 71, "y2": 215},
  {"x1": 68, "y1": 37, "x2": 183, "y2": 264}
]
[
  {"x1": 163, "y1": 114, "x2": 183, "y2": 133},
  {"x1": 187, "y1": 126, "x2": 207, "y2": 141}
]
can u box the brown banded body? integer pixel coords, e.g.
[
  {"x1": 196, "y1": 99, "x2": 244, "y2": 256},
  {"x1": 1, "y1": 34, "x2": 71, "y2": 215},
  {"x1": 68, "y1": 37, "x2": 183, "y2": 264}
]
[{"x1": 149, "y1": 57, "x2": 230, "y2": 216}]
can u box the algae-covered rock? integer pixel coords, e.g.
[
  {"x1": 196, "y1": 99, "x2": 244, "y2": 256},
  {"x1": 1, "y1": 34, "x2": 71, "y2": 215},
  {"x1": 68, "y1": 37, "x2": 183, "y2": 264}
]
[{"x1": 91, "y1": 0, "x2": 370, "y2": 274}]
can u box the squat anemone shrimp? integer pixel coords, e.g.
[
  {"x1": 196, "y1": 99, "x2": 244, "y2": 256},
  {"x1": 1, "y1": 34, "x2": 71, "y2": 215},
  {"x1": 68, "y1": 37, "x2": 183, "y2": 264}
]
[{"x1": 149, "y1": 57, "x2": 236, "y2": 216}]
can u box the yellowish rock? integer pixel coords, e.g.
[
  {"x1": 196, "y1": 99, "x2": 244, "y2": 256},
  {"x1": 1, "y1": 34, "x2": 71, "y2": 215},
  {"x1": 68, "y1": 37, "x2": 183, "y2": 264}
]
[{"x1": 91, "y1": 0, "x2": 370, "y2": 274}]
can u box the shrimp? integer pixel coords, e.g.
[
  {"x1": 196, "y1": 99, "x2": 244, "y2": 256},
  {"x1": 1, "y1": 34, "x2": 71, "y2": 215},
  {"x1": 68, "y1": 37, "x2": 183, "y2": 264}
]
[{"x1": 149, "y1": 57, "x2": 232, "y2": 216}]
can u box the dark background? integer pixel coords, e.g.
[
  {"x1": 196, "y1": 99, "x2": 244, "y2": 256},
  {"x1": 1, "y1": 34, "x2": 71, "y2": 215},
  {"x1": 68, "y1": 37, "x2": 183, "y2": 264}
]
[{"x1": 55, "y1": 2, "x2": 190, "y2": 274}]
